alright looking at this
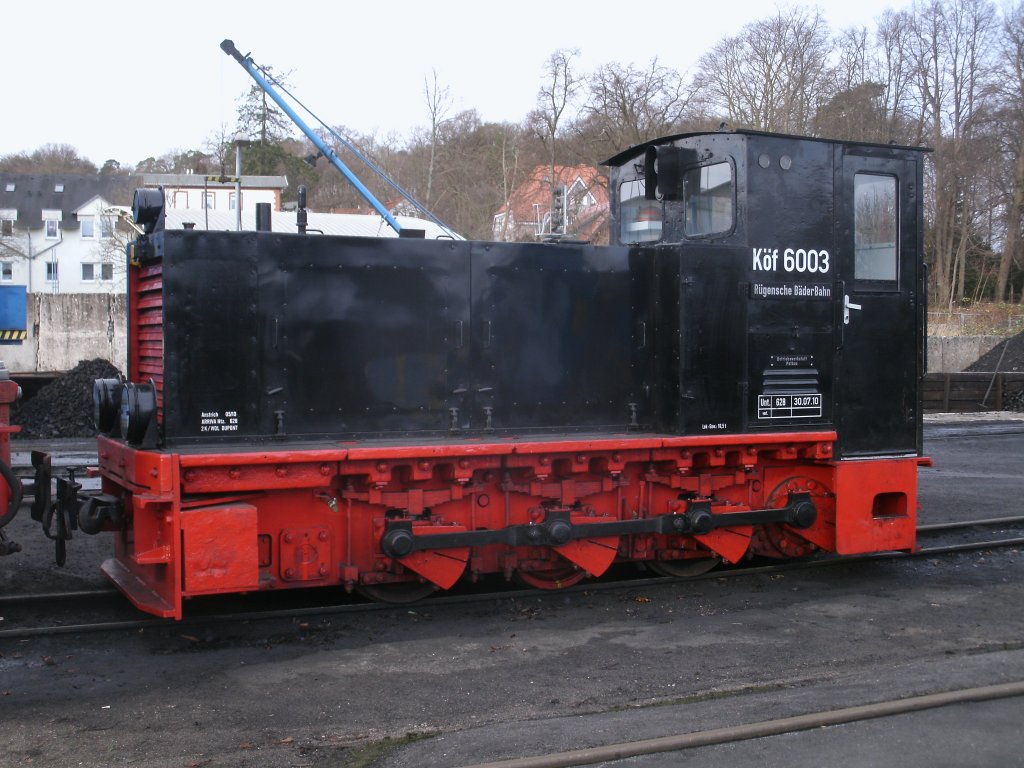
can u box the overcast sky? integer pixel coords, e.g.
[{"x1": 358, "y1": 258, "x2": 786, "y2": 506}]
[{"x1": 2, "y1": 0, "x2": 906, "y2": 168}]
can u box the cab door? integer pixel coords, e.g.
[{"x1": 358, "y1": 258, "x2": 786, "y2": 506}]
[{"x1": 834, "y1": 150, "x2": 924, "y2": 457}]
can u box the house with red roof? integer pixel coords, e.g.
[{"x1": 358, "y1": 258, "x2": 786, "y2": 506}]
[{"x1": 492, "y1": 164, "x2": 609, "y2": 244}]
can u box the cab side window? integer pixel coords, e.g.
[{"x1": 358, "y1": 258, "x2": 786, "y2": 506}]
[
  {"x1": 683, "y1": 161, "x2": 733, "y2": 237},
  {"x1": 854, "y1": 173, "x2": 898, "y2": 282},
  {"x1": 619, "y1": 178, "x2": 662, "y2": 244}
]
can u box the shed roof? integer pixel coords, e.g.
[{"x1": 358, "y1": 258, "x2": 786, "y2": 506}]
[{"x1": 141, "y1": 173, "x2": 288, "y2": 190}]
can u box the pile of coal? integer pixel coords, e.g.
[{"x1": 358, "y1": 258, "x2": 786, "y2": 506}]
[
  {"x1": 965, "y1": 330, "x2": 1024, "y2": 412},
  {"x1": 12, "y1": 359, "x2": 121, "y2": 439},
  {"x1": 965, "y1": 330, "x2": 1024, "y2": 373},
  {"x1": 1007, "y1": 389, "x2": 1024, "y2": 411}
]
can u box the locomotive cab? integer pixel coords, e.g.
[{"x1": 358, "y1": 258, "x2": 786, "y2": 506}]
[{"x1": 607, "y1": 130, "x2": 926, "y2": 459}]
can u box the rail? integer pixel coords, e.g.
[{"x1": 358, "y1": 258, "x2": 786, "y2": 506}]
[{"x1": 3, "y1": 515, "x2": 1021, "y2": 639}]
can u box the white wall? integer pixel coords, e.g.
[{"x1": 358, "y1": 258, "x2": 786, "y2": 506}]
[{"x1": 164, "y1": 187, "x2": 279, "y2": 212}]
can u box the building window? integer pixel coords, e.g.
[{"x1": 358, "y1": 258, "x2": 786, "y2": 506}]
[
  {"x1": 81, "y1": 218, "x2": 95, "y2": 238},
  {"x1": 4, "y1": 183, "x2": 14, "y2": 192},
  {"x1": 83, "y1": 263, "x2": 113, "y2": 281},
  {"x1": 46, "y1": 262, "x2": 58, "y2": 282},
  {"x1": 45, "y1": 219, "x2": 59, "y2": 239},
  {"x1": 100, "y1": 216, "x2": 113, "y2": 238},
  {"x1": 54, "y1": 183, "x2": 65, "y2": 193},
  {"x1": 229, "y1": 192, "x2": 238, "y2": 211},
  {"x1": 173, "y1": 191, "x2": 189, "y2": 208},
  {"x1": 203, "y1": 192, "x2": 216, "y2": 209},
  {"x1": 1, "y1": 261, "x2": 12, "y2": 281},
  {"x1": 1, "y1": 219, "x2": 12, "y2": 236}
]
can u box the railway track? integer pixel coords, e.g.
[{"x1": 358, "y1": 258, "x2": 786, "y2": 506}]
[
  {"x1": 1, "y1": 515, "x2": 1021, "y2": 641},
  {"x1": 6, "y1": 461, "x2": 101, "y2": 494}
]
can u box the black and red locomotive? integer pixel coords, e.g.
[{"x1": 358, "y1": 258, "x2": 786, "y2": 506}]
[{"x1": 4, "y1": 46, "x2": 930, "y2": 619}]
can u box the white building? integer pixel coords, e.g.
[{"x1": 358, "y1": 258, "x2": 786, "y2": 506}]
[
  {"x1": 0, "y1": 172, "x2": 291, "y2": 296},
  {"x1": 140, "y1": 172, "x2": 287, "y2": 214},
  {"x1": 1, "y1": 170, "x2": 454, "y2": 374},
  {"x1": 1, "y1": 170, "x2": 456, "y2": 293},
  {"x1": 1, "y1": 174, "x2": 132, "y2": 295}
]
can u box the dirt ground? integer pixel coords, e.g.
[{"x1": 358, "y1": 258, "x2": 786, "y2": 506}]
[{"x1": 1, "y1": 421, "x2": 1023, "y2": 768}]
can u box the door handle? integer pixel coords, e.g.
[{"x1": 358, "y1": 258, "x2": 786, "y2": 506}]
[{"x1": 844, "y1": 295, "x2": 862, "y2": 325}]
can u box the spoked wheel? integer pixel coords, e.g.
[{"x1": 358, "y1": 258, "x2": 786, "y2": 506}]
[
  {"x1": 647, "y1": 557, "x2": 720, "y2": 579},
  {"x1": 356, "y1": 581, "x2": 439, "y2": 604},
  {"x1": 515, "y1": 564, "x2": 587, "y2": 590}
]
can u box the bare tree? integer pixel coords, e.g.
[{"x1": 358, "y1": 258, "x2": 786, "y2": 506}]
[
  {"x1": 992, "y1": 1, "x2": 1024, "y2": 301},
  {"x1": 496, "y1": 124, "x2": 522, "y2": 241},
  {"x1": 423, "y1": 70, "x2": 452, "y2": 209},
  {"x1": 92, "y1": 208, "x2": 141, "y2": 281},
  {"x1": 0, "y1": 229, "x2": 29, "y2": 273},
  {"x1": 910, "y1": 0, "x2": 998, "y2": 307},
  {"x1": 203, "y1": 122, "x2": 237, "y2": 177},
  {"x1": 529, "y1": 49, "x2": 581, "y2": 224},
  {"x1": 816, "y1": 23, "x2": 914, "y2": 143},
  {"x1": 875, "y1": 9, "x2": 920, "y2": 143},
  {"x1": 695, "y1": 7, "x2": 834, "y2": 134},
  {"x1": 0, "y1": 144, "x2": 98, "y2": 174},
  {"x1": 835, "y1": 26, "x2": 872, "y2": 92},
  {"x1": 133, "y1": 149, "x2": 217, "y2": 175},
  {"x1": 578, "y1": 58, "x2": 692, "y2": 155}
]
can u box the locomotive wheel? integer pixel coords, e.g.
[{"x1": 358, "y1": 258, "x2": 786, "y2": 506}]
[
  {"x1": 752, "y1": 523, "x2": 817, "y2": 559},
  {"x1": 647, "y1": 557, "x2": 720, "y2": 579},
  {"x1": 356, "y1": 581, "x2": 438, "y2": 604},
  {"x1": 515, "y1": 564, "x2": 587, "y2": 590}
]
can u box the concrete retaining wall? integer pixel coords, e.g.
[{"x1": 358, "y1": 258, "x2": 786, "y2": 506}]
[
  {"x1": 926, "y1": 335, "x2": 1003, "y2": 373},
  {"x1": 1, "y1": 294, "x2": 127, "y2": 374}
]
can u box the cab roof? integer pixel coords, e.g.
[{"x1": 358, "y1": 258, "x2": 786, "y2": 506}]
[{"x1": 602, "y1": 128, "x2": 931, "y2": 167}]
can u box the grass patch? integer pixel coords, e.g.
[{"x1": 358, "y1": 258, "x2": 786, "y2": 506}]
[
  {"x1": 332, "y1": 731, "x2": 437, "y2": 768},
  {"x1": 928, "y1": 303, "x2": 1024, "y2": 337}
]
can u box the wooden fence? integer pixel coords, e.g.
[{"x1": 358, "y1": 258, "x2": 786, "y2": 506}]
[{"x1": 923, "y1": 372, "x2": 1024, "y2": 413}]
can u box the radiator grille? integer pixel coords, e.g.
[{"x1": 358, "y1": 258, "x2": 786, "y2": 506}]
[
  {"x1": 762, "y1": 367, "x2": 820, "y2": 394},
  {"x1": 131, "y1": 261, "x2": 164, "y2": 425}
]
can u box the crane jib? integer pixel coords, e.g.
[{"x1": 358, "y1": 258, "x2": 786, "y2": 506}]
[{"x1": 219, "y1": 38, "x2": 402, "y2": 234}]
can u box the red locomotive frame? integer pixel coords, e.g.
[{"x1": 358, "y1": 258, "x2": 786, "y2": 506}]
[{"x1": 96, "y1": 431, "x2": 920, "y2": 619}]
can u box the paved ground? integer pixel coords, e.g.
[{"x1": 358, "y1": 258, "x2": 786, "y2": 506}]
[{"x1": 1, "y1": 418, "x2": 1022, "y2": 768}]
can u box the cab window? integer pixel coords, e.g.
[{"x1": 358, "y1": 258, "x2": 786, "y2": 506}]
[
  {"x1": 619, "y1": 178, "x2": 662, "y2": 244},
  {"x1": 683, "y1": 161, "x2": 733, "y2": 237},
  {"x1": 854, "y1": 173, "x2": 898, "y2": 282}
]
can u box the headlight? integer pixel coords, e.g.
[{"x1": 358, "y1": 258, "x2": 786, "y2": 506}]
[
  {"x1": 131, "y1": 188, "x2": 165, "y2": 234},
  {"x1": 119, "y1": 381, "x2": 157, "y2": 445},
  {"x1": 93, "y1": 378, "x2": 123, "y2": 435}
]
